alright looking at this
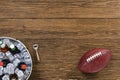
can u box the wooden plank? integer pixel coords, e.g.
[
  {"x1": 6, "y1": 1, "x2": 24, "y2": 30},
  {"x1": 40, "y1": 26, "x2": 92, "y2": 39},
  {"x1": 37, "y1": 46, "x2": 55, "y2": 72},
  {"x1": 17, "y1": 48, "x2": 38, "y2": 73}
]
[
  {"x1": 0, "y1": 19, "x2": 119, "y2": 39},
  {"x1": 0, "y1": 0, "x2": 119, "y2": 18}
]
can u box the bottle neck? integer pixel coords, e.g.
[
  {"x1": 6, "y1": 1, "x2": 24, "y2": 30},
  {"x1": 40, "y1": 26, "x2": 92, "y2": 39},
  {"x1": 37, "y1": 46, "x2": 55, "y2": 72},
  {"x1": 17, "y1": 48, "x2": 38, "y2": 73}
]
[
  {"x1": 10, "y1": 44, "x2": 16, "y2": 51},
  {"x1": 0, "y1": 41, "x2": 6, "y2": 48},
  {"x1": 18, "y1": 62, "x2": 27, "y2": 71},
  {"x1": 10, "y1": 74, "x2": 18, "y2": 80},
  {"x1": 0, "y1": 43, "x2": 6, "y2": 48}
]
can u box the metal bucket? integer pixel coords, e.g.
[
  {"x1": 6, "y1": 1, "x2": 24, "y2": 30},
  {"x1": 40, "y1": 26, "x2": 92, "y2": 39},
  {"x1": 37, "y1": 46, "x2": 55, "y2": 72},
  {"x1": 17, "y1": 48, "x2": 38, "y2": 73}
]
[{"x1": 0, "y1": 37, "x2": 32, "y2": 80}]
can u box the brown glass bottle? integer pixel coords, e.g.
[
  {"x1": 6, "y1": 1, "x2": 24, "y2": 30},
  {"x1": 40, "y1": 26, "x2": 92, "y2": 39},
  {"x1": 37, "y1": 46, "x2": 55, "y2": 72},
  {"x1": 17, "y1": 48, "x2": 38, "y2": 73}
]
[
  {"x1": 10, "y1": 74, "x2": 18, "y2": 80},
  {"x1": 0, "y1": 41, "x2": 9, "y2": 53}
]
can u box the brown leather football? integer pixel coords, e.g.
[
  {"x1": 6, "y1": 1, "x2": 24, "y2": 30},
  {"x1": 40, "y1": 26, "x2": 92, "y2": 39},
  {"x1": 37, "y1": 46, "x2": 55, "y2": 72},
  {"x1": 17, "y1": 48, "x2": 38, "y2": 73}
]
[{"x1": 78, "y1": 48, "x2": 111, "y2": 73}]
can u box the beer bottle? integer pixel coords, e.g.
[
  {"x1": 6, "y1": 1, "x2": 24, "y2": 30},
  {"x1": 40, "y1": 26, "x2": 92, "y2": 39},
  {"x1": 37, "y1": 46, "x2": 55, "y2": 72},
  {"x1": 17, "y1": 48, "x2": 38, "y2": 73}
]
[
  {"x1": 18, "y1": 62, "x2": 27, "y2": 71},
  {"x1": 9, "y1": 44, "x2": 21, "y2": 55},
  {"x1": 2, "y1": 59, "x2": 10, "y2": 67},
  {"x1": 10, "y1": 74, "x2": 18, "y2": 80},
  {"x1": 0, "y1": 41, "x2": 9, "y2": 53}
]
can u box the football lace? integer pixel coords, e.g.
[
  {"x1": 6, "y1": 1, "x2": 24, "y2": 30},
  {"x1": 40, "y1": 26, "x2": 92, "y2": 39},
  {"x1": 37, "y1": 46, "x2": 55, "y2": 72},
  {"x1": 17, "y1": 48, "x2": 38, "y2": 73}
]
[{"x1": 86, "y1": 52, "x2": 103, "y2": 63}]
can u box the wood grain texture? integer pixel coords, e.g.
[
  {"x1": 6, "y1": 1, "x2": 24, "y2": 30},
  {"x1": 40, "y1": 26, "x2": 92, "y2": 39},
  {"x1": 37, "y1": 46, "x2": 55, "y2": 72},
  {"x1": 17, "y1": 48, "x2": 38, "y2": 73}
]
[
  {"x1": 0, "y1": 0, "x2": 119, "y2": 18},
  {"x1": 0, "y1": 0, "x2": 119, "y2": 80}
]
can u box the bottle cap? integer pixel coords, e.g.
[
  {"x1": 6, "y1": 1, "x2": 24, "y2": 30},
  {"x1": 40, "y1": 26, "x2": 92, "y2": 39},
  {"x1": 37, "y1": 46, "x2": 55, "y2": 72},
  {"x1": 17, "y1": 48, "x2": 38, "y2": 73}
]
[
  {"x1": 21, "y1": 64, "x2": 27, "y2": 70},
  {"x1": 10, "y1": 44, "x2": 15, "y2": 50},
  {"x1": 0, "y1": 62, "x2": 3, "y2": 66},
  {"x1": 1, "y1": 44, "x2": 6, "y2": 48}
]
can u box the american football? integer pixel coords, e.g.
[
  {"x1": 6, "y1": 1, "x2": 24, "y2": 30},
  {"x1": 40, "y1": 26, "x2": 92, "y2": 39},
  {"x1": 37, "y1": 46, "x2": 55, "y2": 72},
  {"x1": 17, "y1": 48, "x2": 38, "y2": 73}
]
[{"x1": 78, "y1": 48, "x2": 111, "y2": 73}]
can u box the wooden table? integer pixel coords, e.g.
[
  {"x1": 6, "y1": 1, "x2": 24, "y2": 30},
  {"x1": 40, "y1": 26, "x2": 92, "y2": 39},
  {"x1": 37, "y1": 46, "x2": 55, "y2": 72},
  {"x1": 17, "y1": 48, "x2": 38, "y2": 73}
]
[{"x1": 0, "y1": 0, "x2": 120, "y2": 80}]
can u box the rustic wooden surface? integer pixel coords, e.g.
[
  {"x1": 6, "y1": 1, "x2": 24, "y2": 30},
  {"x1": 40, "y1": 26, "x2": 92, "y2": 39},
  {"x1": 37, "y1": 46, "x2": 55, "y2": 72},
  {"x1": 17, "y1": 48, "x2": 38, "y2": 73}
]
[{"x1": 0, "y1": 0, "x2": 120, "y2": 80}]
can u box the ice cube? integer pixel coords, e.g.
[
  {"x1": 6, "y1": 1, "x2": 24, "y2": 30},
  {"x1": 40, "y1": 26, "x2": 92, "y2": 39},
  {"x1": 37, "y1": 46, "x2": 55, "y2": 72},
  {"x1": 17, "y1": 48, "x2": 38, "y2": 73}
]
[
  {"x1": 6, "y1": 63, "x2": 15, "y2": 74},
  {"x1": 13, "y1": 58, "x2": 20, "y2": 67},
  {"x1": 5, "y1": 51, "x2": 14, "y2": 61},
  {"x1": 0, "y1": 66, "x2": 3, "y2": 76},
  {"x1": 2, "y1": 74, "x2": 9, "y2": 80}
]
